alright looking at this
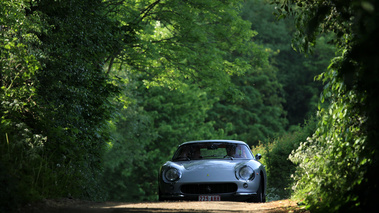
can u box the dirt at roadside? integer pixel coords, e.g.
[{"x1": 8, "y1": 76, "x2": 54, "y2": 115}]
[{"x1": 17, "y1": 198, "x2": 309, "y2": 213}]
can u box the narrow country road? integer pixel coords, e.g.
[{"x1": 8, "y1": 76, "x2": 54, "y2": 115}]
[{"x1": 20, "y1": 199, "x2": 306, "y2": 213}]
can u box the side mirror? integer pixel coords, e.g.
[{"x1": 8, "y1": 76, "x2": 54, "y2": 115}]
[{"x1": 255, "y1": 153, "x2": 262, "y2": 161}]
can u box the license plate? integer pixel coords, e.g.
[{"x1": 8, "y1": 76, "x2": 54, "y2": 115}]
[{"x1": 198, "y1": 195, "x2": 221, "y2": 201}]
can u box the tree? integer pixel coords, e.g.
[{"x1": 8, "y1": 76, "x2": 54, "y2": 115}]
[
  {"x1": 1, "y1": 0, "x2": 120, "y2": 207},
  {"x1": 275, "y1": 0, "x2": 379, "y2": 211},
  {"x1": 241, "y1": 0, "x2": 335, "y2": 127},
  {"x1": 207, "y1": 49, "x2": 288, "y2": 145},
  {"x1": 32, "y1": 0, "x2": 120, "y2": 201},
  {"x1": 104, "y1": 0, "x2": 254, "y2": 92}
]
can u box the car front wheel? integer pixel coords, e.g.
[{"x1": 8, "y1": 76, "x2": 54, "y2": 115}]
[{"x1": 252, "y1": 181, "x2": 265, "y2": 203}]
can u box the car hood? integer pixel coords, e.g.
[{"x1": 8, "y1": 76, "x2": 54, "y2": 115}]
[{"x1": 166, "y1": 159, "x2": 251, "y2": 182}]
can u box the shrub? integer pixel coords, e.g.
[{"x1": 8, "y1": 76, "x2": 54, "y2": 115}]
[{"x1": 264, "y1": 118, "x2": 317, "y2": 200}]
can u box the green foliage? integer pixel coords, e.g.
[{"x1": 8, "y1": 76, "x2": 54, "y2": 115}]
[
  {"x1": 289, "y1": 66, "x2": 367, "y2": 211},
  {"x1": 102, "y1": 87, "x2": 158, "y2": 201},
  {"x1": 250, "y1": 118, "x2": 317, "y2": 202},
  {"x1": 265, "y1": 118, "x2": 317, "y2": 200},
  {"x1": 207, "y1": 50, "x2": 288, "y2": 145},
  {"x1": 1, "y1": 0, "x2": 47, "y2": 209},
  {"x1": 1, "y1": 0, "x2": 119, "y2": 208},
  {"x1": 275, "y1": 0, "x2": 379, "y2": 212},
  {"x1": 105, "y1": 0, "x2": 254, "y2": 92},
  {"x1": 31, "y1": 0, "x2": 119, "y2": 201},
  {"x1": 103, "y1": 79, "x2": 224, "y2": 201},
  {"x1": 241, "y1": 0, "x2": 336, "y2": 126}
]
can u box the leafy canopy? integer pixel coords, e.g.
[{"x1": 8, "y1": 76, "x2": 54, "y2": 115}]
[{"x1": 104, "y1": 0, "x2": 255, "y2": 91}]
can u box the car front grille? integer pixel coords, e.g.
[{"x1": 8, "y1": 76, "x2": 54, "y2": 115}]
[{"x1": 181, "y1": 183, "x2": 238, "y2": 194}]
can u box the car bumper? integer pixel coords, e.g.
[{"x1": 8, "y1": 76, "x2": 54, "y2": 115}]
[{"x1": 159, "y1": 178, "x2": 262, "y2": 202}]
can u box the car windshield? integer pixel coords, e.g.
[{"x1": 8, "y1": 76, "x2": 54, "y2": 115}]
[{"x1": 172, "y1": 142, "x2": 253, "y2": 161}]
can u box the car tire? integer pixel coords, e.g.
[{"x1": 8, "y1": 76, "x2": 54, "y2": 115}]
[{"x1": 253, "y1": 180, "x2": 265, "y2": 203}]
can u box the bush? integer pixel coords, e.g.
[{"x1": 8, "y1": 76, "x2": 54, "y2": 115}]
[{"x1": 264, "y1": 118, "x2": 317, "y2": 200}]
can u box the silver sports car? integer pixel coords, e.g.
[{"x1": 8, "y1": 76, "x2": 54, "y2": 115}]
[{"x1": 158, "y1": 140, "x2": 266, "y2": 202}]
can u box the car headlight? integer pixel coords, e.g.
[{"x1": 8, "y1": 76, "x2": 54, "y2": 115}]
[
  {"x1": 164, "y1": 168, "x2": 181, "y2": 182},
  {"x1": 238, "y1": 166, "x2": 255, "y2": 181}
]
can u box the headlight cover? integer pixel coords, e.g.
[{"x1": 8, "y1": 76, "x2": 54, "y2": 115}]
[
  {"x1": 164, "y1": 168, "x2": 181, "y2": 182},
  {"x1": 237, "y1": 166, "x2": 255, "y2": 181}
]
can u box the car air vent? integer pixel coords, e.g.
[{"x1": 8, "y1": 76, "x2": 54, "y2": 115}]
[{"x1": 181, "y1": 183, "x2": 238, "y2": 194}]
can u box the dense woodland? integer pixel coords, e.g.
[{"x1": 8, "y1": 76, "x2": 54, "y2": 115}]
[{"x1": 1, "y1": 0, "x2": 378, "y2": 212}]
